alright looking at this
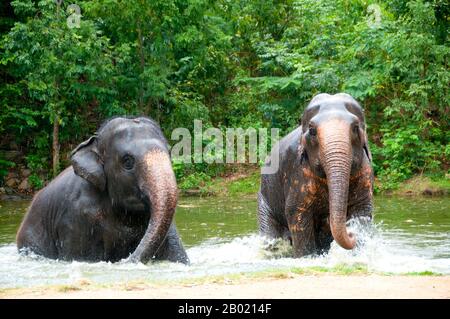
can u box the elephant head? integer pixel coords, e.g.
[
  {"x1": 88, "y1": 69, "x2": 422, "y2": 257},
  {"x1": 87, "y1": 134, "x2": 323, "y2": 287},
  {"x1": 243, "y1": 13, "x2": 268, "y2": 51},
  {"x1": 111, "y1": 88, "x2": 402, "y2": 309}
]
[
  {"x1": 300, "y1": 93, "x2": 372, "y2": 249},
  {"x1": 70, "y1": 116, "x2": 177, "y2": 263}
]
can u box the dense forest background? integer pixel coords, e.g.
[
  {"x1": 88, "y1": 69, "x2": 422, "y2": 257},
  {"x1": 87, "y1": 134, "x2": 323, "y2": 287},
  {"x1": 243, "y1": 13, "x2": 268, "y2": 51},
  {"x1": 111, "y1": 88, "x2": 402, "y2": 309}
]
[{"x1": 0, "y1": 0, "x2": 448, "y2": 193}]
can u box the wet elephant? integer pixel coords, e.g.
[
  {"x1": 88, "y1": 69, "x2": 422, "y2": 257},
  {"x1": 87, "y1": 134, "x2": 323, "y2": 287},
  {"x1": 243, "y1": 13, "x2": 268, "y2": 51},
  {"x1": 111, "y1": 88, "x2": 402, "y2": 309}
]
[
  {"x1": 258, "y1": 93, "x2": 374, "y2": 257},
  {"x1": 16, "y1": 116, "x2": 188, "y2": 264}
]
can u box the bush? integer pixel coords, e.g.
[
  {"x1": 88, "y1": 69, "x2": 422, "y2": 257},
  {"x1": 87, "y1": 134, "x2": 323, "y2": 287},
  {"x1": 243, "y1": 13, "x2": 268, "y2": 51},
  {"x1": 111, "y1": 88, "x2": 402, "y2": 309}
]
[
  {"x1": 0, "y1": 0, "x2": 447, "y2": 191},
  {"x1": 0, "y1": 159, "x2": 15, "y2": 185}
]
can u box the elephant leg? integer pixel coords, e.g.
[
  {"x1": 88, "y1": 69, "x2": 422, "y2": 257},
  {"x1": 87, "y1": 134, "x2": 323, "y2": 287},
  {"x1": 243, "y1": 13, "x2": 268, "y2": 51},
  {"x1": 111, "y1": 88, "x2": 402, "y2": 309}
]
[
  {"x1": 258, "y1": 192, "x2": 285, "y2": 238},
  {"x1": 315, "y1": 227, "x2": 333, "y2": 254},
  {"x1": 312, "y1": 214, "x2": 333, "y2": 254},
  {"x1": 348, "y1": 203, "x2": 372, "y2": 221},
  {"x1": 347, "y1": 200, "x2": 373, "y2": 233},
  {"x1": 287, "y1": 209, "x2": 316, "y2": 257},
  {"x1": 316, "y1": 233, "x2": 333, "y2": 253},
  {"x1": 347, "y1": 178, "x2": 373, "y2": 222},
  {"x1": 155, "y1": 223, "x2": 189, "y2": 264}
]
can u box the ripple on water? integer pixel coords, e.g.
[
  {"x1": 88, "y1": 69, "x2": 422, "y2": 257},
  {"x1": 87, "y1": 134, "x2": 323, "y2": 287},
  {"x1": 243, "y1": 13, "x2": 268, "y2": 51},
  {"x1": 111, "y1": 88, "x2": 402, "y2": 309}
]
[{"x1": 1, "y1": 221, "x2": 449, "y2": 289}]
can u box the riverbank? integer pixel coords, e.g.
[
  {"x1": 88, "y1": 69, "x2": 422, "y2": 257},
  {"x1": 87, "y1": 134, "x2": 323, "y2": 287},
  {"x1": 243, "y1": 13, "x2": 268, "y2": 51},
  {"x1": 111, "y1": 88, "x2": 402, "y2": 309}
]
[
  {"x1": 2, "y1": 272, "x2": 449, "y2": 299},
  {"x1": 178, "y1": 169, "x2": 450, "y2": 198},
  {"x1": 1, "y1": 165, "x2": 448, "y2": 201},
  {"x1": 1, "y1": 171, "x2": 449, "y2": 299}
]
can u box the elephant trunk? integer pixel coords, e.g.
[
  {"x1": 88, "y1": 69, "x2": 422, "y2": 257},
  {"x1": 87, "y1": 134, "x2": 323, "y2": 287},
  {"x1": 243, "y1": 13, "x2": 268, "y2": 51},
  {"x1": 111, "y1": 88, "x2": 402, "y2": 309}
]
[
  {"x1": 319, "y1": 119, "x2": 356, "y2": 250},
  {"x1": 129, "y1": 149, "x2": 177, "y2": 263}
]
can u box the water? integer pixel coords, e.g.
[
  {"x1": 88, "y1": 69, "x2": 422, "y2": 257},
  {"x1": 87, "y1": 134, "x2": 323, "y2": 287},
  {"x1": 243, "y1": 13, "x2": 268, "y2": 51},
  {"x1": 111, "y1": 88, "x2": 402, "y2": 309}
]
[{"x1": 0, "y1": 195, "x2": 449, "y2": 288}]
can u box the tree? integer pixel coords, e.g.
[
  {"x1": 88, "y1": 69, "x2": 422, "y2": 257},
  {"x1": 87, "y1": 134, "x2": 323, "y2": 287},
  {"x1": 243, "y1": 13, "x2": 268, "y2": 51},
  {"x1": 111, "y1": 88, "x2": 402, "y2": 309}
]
[{"x1": 2, "y1": 0, "x2": 114, "y2": 176}]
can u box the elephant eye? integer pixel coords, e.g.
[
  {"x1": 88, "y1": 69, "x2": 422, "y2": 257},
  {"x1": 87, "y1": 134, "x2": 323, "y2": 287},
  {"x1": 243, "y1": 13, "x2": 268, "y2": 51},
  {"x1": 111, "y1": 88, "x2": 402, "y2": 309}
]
[
  {"x1": 353, "y1": 124, "x2": 360, "y2": 134},
  {"x1": 309, "y1": 126, "x2": 317, "y2": 136},
  {"x1": 122, "y1": 154, "x2": 135, "y2": 170}
]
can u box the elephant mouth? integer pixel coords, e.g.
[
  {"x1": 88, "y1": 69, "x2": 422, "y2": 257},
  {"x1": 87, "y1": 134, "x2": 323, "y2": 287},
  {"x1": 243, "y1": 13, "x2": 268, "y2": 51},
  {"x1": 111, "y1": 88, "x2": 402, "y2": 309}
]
[
  {"x1": 313, "y1": 163, "x2": 326, "y2": 179},
  {"x1": 123, "y1": 194, "x2": 151, "y2": 213}
]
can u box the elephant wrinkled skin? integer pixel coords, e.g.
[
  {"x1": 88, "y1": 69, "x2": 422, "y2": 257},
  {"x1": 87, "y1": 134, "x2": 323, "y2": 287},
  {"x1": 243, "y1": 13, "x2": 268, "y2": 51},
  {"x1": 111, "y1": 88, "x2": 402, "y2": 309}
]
[
  {"x1": 258, "y1": 93, "x2": 374, "y2": 257},
  {"x1": 16, "y1": 116, "x2": 189, "y2": 264}
]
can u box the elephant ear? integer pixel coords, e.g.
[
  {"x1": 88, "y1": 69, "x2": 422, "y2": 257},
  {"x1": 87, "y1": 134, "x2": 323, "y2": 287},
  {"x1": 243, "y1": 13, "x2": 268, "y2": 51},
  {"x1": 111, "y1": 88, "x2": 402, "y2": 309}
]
[
  {"x1": 298, "y1": 102, "x2": 320, "y2": 165},
  {"x1": 362, "y1": 130, "x2": 372, "y2": 162},
  {"x1": 71, "y1": 135, "x2": 106, "y2": 191},
  {"x1": 299, "y1": 131, "x2": 308, "y2": 165},
  {"x1": 344, "y1": 100, "x2": 372, "y2": 162}
]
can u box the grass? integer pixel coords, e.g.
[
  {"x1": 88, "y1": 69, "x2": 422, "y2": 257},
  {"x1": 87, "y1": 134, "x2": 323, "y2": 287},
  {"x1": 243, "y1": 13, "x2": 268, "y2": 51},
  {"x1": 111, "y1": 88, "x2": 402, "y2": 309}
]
[
  {"x1": 181, "y1": 169, "x2": 449, "y2": 198},
  {"x1": 181, "y1": 167, "x2": 260, "y2": 197},
  {"x1": 293, "y1": 263, "x2": 370, "y2": 275},
  {"x1": 56, "y1": 285, "x2": 82, "y2": 293},
  {"x1": 213, "y1": 170, "x2": 260, "y2": 196},
  {"x1": 0, "y1": 265, "x2": 444, "y2": 298},
  {"x1": 388, "y1": 175, "x2": 450, "y2": 196},
  {"x1": 402, "y1": 271, "x2": 442, "y2": 276}
]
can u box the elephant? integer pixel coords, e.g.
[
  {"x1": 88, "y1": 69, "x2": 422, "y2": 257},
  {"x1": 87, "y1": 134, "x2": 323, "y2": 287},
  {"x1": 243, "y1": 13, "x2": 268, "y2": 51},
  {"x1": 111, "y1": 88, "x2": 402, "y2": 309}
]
[
  {"x1": 258, "y1": 93, "x2": 374, "y2": 257},
  {"x1": 16, "y1": 116, "x2": 189, "y2": 264}
]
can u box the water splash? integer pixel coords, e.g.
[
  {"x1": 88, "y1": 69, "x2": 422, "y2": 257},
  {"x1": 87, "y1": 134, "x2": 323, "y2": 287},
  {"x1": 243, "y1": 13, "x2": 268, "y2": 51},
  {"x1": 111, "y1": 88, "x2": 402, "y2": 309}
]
[{"x1": 0, "y1": 220, "x2": 448, "y2": 289}]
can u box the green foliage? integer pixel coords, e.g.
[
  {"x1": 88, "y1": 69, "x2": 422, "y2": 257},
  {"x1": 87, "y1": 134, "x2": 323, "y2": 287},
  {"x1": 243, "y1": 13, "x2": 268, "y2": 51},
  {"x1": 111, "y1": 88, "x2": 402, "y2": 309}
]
[
  {"x1": 179, "y1": 172, "x2": 212, "y2": 190},
  {"x1": 0, "y1": 159, "x2": 15, "y2": 184},
  {"x1": 28, "y1": 173, "x2": 44, "y2": 189},
  {"x1": 0, "y1": 0, "x2": 448, "y2": 190},
  {"x1": 227, "y1": 171, "x2": 260, "y2": 195},
  {"x1": 229, "y1": 0, "x2": 449, "y2": 188},
  {"x1": 1, "y1": 0, "x2": 115, "y2": 176},
  {"x1": 25, "y1": 152, "x2": 48, "y2": 173}
]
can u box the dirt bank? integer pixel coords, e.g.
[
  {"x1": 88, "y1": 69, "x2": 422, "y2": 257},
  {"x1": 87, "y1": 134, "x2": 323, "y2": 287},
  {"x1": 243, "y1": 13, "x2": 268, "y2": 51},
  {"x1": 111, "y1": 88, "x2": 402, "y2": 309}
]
[{"x1": 2, "y1": 274, "x2": 449, "y2": 299}]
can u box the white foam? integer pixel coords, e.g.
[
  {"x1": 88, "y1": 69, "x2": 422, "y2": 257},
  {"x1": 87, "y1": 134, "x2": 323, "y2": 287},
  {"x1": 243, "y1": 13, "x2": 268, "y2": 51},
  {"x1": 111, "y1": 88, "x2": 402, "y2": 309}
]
[{"x1": 0, "y1": 222, "x2": 449, "y2": 288}]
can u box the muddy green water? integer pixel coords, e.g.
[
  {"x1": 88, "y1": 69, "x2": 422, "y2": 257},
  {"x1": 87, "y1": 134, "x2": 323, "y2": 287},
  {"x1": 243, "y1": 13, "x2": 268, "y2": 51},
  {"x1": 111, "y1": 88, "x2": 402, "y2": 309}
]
[{"x1": 0, "y1": 195, "x2": 449, "y2": 288}]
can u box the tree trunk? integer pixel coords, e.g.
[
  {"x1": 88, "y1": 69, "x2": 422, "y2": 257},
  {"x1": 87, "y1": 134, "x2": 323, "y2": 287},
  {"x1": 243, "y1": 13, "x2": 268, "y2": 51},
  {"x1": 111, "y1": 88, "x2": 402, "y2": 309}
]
[
  {"x1": 52, "y1": 115, "x2": 60, "y2": 177},
  {"x1": 53, "y1": 3, "x2": 61, "y2": 178},
  {"x1": 137, "y1": 20, "x2": 145, "y2": 111}
]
